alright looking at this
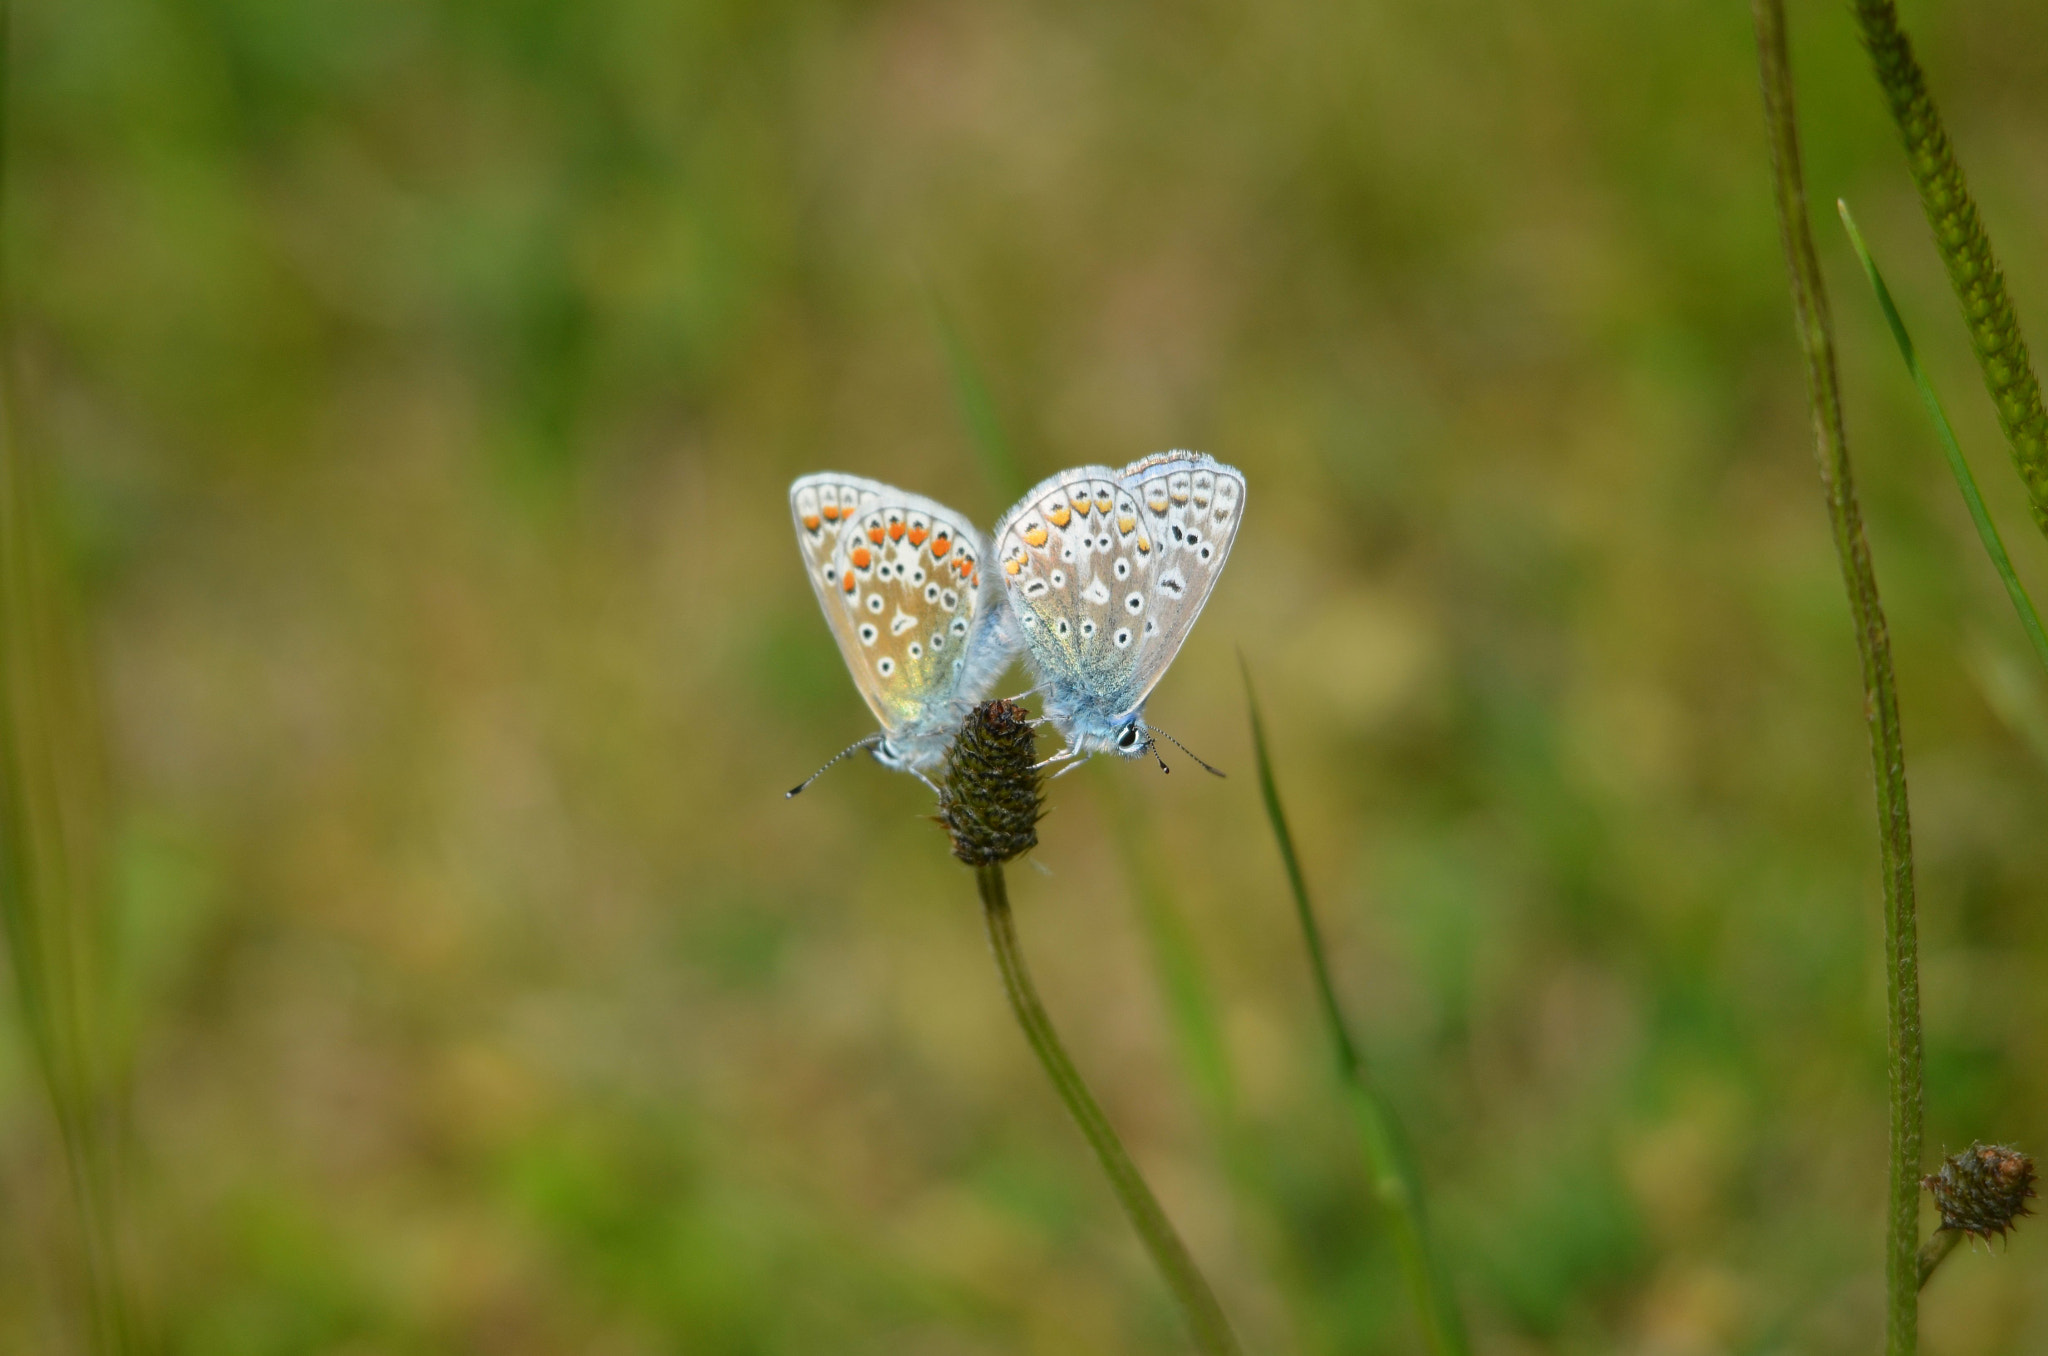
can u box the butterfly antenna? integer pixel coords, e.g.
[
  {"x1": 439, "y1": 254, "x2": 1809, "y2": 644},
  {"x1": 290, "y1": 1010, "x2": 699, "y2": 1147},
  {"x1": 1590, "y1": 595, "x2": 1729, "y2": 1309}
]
[
  {"x1": 786, "y1": 734, "x2": 883, "y2": 798},
  {"x1": 1151, "y1": 726, "x2": 1226, "y2": 778}
]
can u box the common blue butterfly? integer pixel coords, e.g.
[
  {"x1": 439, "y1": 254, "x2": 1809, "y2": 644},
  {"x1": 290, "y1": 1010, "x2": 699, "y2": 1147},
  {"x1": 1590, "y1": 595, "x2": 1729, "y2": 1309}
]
[
  {"x1": 992, "y1": 451, "x2": 1245, "y2": 767},
  {"x1": 788, "y1": 473, "x2": 1017, "y2": 792}
]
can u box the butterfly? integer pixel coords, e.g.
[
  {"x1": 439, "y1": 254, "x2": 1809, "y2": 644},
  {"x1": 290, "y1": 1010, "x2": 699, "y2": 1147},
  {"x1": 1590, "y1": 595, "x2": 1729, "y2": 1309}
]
[
  {"x1": 992, "y1": 451, "x2": 1245, "y2": 768},
  {"x1": 787, "y1": 473, "x2": 1017, "y2": 793}
]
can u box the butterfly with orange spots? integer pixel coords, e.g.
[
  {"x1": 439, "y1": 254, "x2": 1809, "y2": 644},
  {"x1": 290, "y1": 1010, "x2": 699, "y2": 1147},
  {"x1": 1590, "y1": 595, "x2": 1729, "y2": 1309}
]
[
  {"x1": 788, "y1": 474, "x2": 1017, "y2": 793},
  {"x1": 993, "y1": 451, "x2": 1244, "y2": 770}
]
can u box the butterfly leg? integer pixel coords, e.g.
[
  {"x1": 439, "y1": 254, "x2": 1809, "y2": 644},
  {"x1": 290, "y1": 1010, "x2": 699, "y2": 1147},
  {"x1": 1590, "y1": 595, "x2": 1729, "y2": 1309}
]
[
  {"x1": 1031, "y1": 744, "x2": 1082, "y2": 772},
  {"x1": 1048, "y1": 754, "x2": 1093, "y2": 781}
]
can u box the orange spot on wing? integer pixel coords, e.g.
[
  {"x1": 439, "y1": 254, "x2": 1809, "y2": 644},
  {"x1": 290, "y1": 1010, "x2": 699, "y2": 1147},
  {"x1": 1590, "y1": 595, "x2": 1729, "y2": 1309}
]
[
  {"x1": 1117, "y1": 514, "x2": 1135, "y2": 533},
  {"x1": 1072, "y1": 497, "x2": 1093, "y2": 516},
  {"x1": 842, "y1": 572, "x2": 857, "y2": 593},
  {"x1": 803, "y1": 514, "x2": 822, "y2": 531},
  {"x1": 867, "y1": 526, "x2": 885, "y2": 544},
  {"x1": 1137, "y1": 536, "x2": 1152, "y2": 553},
  {"x1": 1023, "y1": 525, "x2": 1049, "y2": 548},
  {"x1": 822, "y1": 504, "x2": 841, "y2": 521},
  {"x1": 851, "y1": 546, "x2": 872, "y2": 569},
  {"x1": 888, "y1": 521, "x2": 905, "y2": 541},
  {"x1": 930, "y1": 535, "x2": 952, "y2": 558},
  {"x1": 907, "y1": 526, "x2": 928, "y2": 546},
  {"x1": 1048, "y1": 504, "x2": 1072, "y2": 527},
  {"x1": 1005, "y1": 559, "x2": 1022, "y2": 576}
]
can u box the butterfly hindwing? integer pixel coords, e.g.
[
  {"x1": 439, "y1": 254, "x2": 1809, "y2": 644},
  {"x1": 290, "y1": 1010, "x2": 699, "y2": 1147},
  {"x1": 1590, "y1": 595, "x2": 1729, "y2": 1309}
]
[{"x1": 790, "y1": 473, "x2": 1005, "y2": 771}]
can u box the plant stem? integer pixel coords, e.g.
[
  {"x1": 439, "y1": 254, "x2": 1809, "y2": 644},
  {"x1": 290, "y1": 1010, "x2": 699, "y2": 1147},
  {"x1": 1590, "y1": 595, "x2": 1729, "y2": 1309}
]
[
  {"x1": 1838, "y1": 200, "x2": 2048, "y2": 676},
  {"x1": 1917, "y1": 1228, "x2": 1962, "y2": 1289},
  {"x1": 1849, "y1": 0, "x2": 2048, "y2": 538},
  {"x1": 975, "y1": 864, "x2": 1242, "y2": 1356},
  {"x1": 1241, "y1": 658, "x2": 1469, "y2": 1356},
  {"x1": 1752, "y1": 6, "x2": 1925, "y2": 1353}
]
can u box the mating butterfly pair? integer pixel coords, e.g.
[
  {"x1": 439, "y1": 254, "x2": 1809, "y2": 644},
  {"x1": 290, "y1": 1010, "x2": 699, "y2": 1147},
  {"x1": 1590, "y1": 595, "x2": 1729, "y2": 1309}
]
[{"x1": 789, "y1": 451, "x2": 1245, "y2": 790}]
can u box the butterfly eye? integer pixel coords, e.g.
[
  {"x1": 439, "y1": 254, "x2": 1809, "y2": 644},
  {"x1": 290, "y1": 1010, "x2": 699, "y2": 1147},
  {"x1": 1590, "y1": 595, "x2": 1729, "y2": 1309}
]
[{"x1": 1117, "y1": 725, "x2": 1141, "y2": 749}]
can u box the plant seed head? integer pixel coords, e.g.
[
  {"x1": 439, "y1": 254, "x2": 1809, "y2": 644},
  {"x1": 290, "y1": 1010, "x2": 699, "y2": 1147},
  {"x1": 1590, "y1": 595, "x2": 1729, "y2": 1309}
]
[
  {"x1": 1924, "y1": 1143, "x2": 2037, "y2": 1240},
  {"x1": 936, "y1": 700, "x2": 1043, "y2": 866}
]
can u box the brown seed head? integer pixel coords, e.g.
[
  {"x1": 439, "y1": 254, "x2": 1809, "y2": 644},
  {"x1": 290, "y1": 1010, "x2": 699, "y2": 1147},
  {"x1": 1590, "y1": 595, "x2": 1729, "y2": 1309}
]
[
  {"x1": 1924, "y1": 1143, "x2": 2037, "y2": 1239},
  {"x1": 936, "y1": 699, "x2": 1044, "y2": 866}
]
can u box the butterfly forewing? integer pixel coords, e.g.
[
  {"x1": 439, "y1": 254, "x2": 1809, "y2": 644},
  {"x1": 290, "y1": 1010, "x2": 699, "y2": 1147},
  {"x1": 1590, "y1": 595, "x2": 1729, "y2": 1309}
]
[
  {"x1": 994, "y1": 452, "x2": 1244, "y2": 736},
  {"x1": 1113, "y1": 452, "x2": 1244, "y2": 706},
  {"x1": 790, "y1": 474, "x2": 993, "y2": 740}
]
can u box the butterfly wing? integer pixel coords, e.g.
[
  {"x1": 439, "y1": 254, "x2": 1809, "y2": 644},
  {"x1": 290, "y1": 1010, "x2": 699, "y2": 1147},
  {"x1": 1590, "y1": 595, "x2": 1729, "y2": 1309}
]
[
  {"x1": 1113, "y1": 451, "x2": 1245, "y2": 708},
  {"x1": 790, "y1": 474, "x2": 1005, "y2": 762},
  {"x1": 993, "y1": 453, "x2": 1244, "y2": 749},
  {"x1": 992, "y1": 464, "x2": 1151, "y2": 733}
]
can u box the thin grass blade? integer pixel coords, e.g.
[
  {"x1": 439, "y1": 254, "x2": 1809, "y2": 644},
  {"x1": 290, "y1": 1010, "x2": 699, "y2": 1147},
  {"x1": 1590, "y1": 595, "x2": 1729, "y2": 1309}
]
[
  {"x1": 1838, "y1": 201, "x2": 2048, "y2": 675},
  {"x1": 924, "y1": 288, "x2": 1031, "y2": 504},
  {"x1": 1241, "y1": 655, "x2": 1470, "y2": 1356}
]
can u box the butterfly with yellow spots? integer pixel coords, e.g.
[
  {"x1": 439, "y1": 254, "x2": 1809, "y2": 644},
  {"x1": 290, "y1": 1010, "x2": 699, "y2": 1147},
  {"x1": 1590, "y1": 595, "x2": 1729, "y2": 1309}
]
[{"x1": 787, "y1": 473, "x2": 1017, "y2": 793}]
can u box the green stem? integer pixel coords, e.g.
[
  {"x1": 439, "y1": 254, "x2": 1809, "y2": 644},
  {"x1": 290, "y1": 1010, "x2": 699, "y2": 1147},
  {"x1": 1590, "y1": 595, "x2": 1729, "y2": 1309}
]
[
  {"x1": 1849, "y1": 0, "x2": 2048, "y2": 538},
  {"x1": 1838, "y1": 201, "x2": 2048, "y2": 675},
  {"x1": 1241, "y1": 658, "x2": 1469, "y2": 1356},
  {"x1": 1917, "y1": 1228, "x2": 1962, "y2": 1289},
  {"x1": 1752, "y1": 7, "x2": 1924, "y2": 1354},
  {"x1": 975, "y1": 864, "x2": 1243, "y2": 1356}
]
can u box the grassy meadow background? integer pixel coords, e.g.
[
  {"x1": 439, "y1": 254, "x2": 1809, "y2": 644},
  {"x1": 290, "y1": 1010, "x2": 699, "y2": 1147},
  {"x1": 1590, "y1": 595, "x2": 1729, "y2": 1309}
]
[{"x1": 6, "y1": 0, "x2": 2048, "y2": 1351}]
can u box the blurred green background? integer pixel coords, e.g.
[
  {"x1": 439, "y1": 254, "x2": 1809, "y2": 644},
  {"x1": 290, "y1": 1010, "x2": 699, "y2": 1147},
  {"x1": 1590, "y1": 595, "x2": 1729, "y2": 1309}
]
[{"x1": 5, "y1": 0, "x2": 2048, "y2": 1351}]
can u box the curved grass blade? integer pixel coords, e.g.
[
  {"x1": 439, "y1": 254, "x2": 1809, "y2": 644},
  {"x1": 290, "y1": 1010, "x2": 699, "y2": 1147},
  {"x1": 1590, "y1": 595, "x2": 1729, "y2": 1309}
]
[
  {"x1": 1837, "y1": 201, "x2": 2048, "y2": 676},
  {"x1": 1241, "y1": 655, "x2": 1470, "y2": 1356}
]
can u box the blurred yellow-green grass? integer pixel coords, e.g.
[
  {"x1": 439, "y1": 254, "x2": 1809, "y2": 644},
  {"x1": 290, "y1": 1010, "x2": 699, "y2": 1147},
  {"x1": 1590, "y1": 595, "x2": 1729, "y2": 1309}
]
[{"x1": 6, "y1": 0, "x2": 2048, "y2": 1351}]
